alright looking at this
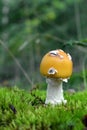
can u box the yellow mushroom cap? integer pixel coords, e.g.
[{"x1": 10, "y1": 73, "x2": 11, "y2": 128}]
[{"x1": 40, "y1": 49, "x2": 73, "y2": 79}]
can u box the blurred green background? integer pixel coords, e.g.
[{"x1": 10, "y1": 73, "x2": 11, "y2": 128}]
[{"x1": 0, "y1": 0, "x2": 87, "y2": 90}]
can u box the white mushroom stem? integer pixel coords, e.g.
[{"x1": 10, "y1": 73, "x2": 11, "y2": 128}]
[{"x1": 45, "y1": 78, "x2": 67, "y2": 105}]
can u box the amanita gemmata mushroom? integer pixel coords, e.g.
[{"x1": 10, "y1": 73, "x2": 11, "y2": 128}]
[{"x1": 40, "y1": 49, "x2": 73, "y2": 105}]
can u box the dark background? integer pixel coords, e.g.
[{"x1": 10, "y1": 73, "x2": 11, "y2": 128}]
[{"x1": 0, "y1": 0, "x2": 87, "y2": 90}]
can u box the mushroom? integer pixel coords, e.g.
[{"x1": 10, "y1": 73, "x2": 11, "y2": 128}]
[{"x1": 40, "y1": 49, "x2": 73, "y2": 105}]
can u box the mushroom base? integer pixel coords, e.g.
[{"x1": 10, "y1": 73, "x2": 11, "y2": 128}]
[{"x1": 45, "y1": 78, "x2": 67, "y2": 105}]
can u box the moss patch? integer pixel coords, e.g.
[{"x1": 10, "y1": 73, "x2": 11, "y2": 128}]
[{"x1": 0, "y1": 87, "x2": 87, "y2": 130}]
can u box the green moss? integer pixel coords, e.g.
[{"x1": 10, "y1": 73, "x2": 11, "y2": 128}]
[{"x1": 0, "y1": 86, "x2": 86, "y2": 130}]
